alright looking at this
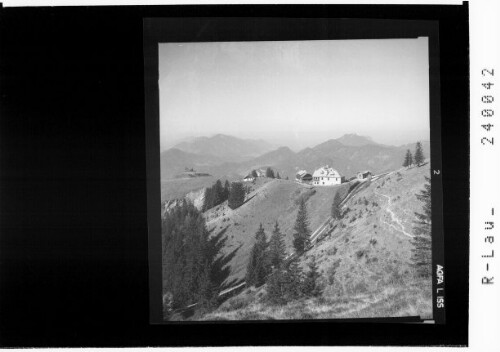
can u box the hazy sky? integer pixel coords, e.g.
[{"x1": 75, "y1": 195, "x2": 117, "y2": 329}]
[{"x1": 159, "y1": 38, "x2": 430, "y2": 151}]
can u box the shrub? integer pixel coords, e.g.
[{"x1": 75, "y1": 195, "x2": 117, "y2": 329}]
[
  {"x1": 389, "y1": 270, "x2": 405, "y2": 285},
  {"x1": 356, "y1": 249, "x2": 367, "y2": 259},
  {"x1": 327, "y1": 246, "x2": 338, "y2": 256},
  {"x1": 369, "y1": 238, "x2": 377, "y2": 246},
  {"x1": 353, "y1": 280, "x2": 369, "y2": 294},
  {"x1": 326, "y1": 260, "x2": 340, "y2": 285}
]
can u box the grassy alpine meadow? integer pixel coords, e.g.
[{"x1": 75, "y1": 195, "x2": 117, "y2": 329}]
[{"x1": 183, "y1": 164, "x2": 433, "y2": 321}]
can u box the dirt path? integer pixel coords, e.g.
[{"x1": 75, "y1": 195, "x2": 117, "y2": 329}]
[{"x1": 374, "y1": 190, "x2": 414, "y2": 238}]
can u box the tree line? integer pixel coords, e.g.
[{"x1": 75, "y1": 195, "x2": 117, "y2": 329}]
[
  {"x1": 250, "y1": 167, "x2": 281, "y2": 179},
  {"x1": 202, "y1": 180, "x2": 247, "y2": 212},
  {"x1": 162, "y1": 200, "x2": 238, "y2": 318},
  {"x1": 403, "y1": 141, "x2": 425, "y2": 168}
]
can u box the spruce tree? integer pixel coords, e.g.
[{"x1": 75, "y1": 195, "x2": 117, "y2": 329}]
[
  {"x1": 268, "y1": 221, "x2": 287, "y2": 270},
  {"x1": 402, "y1": 150, "x2": 409, "y2": 168},
  {"x1": 223, "y1": 180, "x2": 230, "y2": 202},
  {"x1": 284, "y1": 256, "x2": 304, "y2": 300},
  {"x1": 303, "y1": 256, "x2": 323, "y2": 297},
  {"x1": 331, "y1": 191, "x2": 342, "y2": 220},
  {"x1": 202, "y1": 186, "x2": 215, "y2": 212},
  {"x1": 197, "y1": 263, "x2": 217, "y2": 310},
  {"x1": 276, "y1": 172, "x2": 281, "y2": 179},
  {"x1": 403, "y1": 149, "x2": 413, "y2": 169},
  {"x1": 293, "y1": 197, "x2": 311, "y2": 253},
  {"x1": 213, "y1": 179, "x2": 223, "y2": 206},
  {"x1": 245, "y1": 223, "x2": 269, "y2": 287},
  {"x1": 228, "y1": 182, "x2": 245, "y2": 209},
  {"x1": 202, "y1": 188, "x2": 210, "y2": 212},
  {"x1": 266, "y1": 167, "x2": 275, "y2": 178},
  {"x1": 266, "y1": 268, "x2": 287, "y2": 305},
  {"x1": 162, "y1": 201, "x2": 237, "y2": 315},
  {"x1": 411, "y1": 176, "x2": 432, "y2": 277},
  {"x1": 251, "y1": 169, "x2": 258, "y2": 178},
  {"x1": 414, "y1": 141, "x2": 425, "y2": 166}
]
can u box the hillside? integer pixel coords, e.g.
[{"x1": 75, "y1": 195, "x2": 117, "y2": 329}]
[
  {"x1": 203, "y1": 178, "x2": 351, "y2": 285},
  {"x1": 201, "y1": 163, "x2": 433, "y2": 320}
]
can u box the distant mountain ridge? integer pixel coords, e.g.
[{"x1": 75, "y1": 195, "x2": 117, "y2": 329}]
[
  {"x1": 334, "y1": 133, "x2": 377, "y2": 147},
  {"x1": 161, "y1": 134, "x2": 430, "y2": 180},
  {"x1": 173, "y1": 134, "x2": 276, "y2": 162}
]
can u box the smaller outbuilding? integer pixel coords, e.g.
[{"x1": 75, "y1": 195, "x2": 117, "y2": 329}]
[
  {"x1": 357, "y1": 170, "x2": 372, "y2": 180},
  {"x1": 295, "y1": 170, "x2": 313, "y2": 183},
  {"x1": 243, "y1": 174, "x2": 256, "y2": 182}
]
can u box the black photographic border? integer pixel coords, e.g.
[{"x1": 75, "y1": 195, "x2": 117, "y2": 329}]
[{"x1": 145, "y1": 17, "x2": 445, "y2": 325}]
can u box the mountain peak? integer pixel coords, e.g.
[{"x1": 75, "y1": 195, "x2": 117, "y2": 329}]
[
  {"x1": 336, "y1": 133, "x2": 376, "y2": 147},
  {"x1": 212, "y1": 133, "x2": 233, "y2": 139}
]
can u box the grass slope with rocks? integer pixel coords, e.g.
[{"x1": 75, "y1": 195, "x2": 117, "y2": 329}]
[
  {"x1": 200, "y1": 163, "x2": 432, "y2": 321},
  {"x1": 203, "y1": 177, "x2": 350, "y2": 285}
]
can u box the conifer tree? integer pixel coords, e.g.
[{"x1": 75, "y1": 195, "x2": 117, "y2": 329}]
[
  {"x1": 251, "y1": 169, "x2": 258, "y2": 178},
  {"x1": 267, "y1": 221, "x2": 287, "y2": 270},
  {"x1": 228, "y1": 182, "x2": 245, "y2": 209},
  {"x1": 303, "y1": 256, "x2": 323, "y2": 297},
  {"x1": 276, "y1": 172, "x2": 281, "y2": 179},
  {"x1": 246, "y1": 223, "x2": 269, "y2": 287},
  {"x1": 293, "y1": 198, "x2": 311, "y2": 253},
  {"x1": 402, "y1": 150, "x2": 409, "y2": 168},
  {"x1": 213, "y1": 179, "x2": 224, "y2": 206},
  {"x1": 161, "y1": 201, "x2": 238, "y2": 316},
  {"x1": 411, "y1": 176, "x2": 432, "y2": 277},
  {"x1": 331, "y1": 191, "x2": 342, "y2": 220},
  {"x1": 197, "y1": 263, "x2": 217, "y2": 310},
  {"x1": 266, "y1": 267, "x2": 287, "y2": 305},
  {"x1": 266, "y1": 167, "x2": 275, "y2": 178},
  {"x1": 414, "y1": 141, "x2": 425, "y2": 166},
  {"x1": 223, "y1": 180, "x2": 230, "y2": 201},
  {"x1": 403, "y1": 149, "x2": 413, "y2": 169},
  {"x1": 201, "y1": 188, "x2": 208, "y2": 212},
  {"x1": 284, "y1": 256, "x2": 304, "y2": 300}
]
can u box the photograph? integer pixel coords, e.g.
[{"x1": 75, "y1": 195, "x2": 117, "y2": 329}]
[
  {"x1": 0, "y1": 2, "x2": 475, "y2": 348},
  {"x1": 157, "y1": 38, "x2": 436, "y2": 322}
]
